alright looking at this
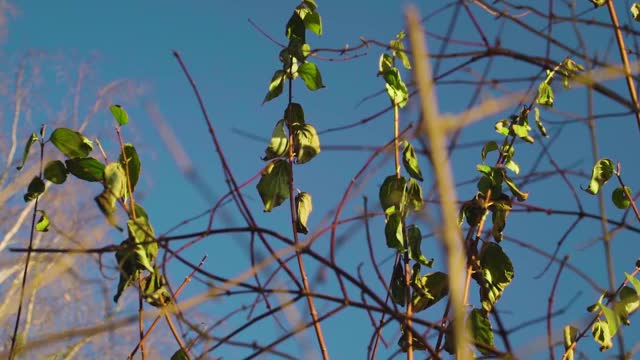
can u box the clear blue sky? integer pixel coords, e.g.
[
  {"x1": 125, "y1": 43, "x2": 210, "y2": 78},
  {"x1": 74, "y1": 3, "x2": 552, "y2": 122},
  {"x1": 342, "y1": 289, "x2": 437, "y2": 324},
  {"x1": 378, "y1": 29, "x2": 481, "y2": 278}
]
[{"x1": 5, "y1": 1, "x2": 640, "y2": 359}]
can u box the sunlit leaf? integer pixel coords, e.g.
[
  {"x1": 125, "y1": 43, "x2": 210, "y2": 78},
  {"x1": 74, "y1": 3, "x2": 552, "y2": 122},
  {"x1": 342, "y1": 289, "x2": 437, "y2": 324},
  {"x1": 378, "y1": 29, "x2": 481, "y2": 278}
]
[
  {"x1": 119, "y1": 143, "x2": 141, "y2": 193},
  {"x1": 583, "y1": 158, "x2": 614, "y2": 195},
  {"x1": 407, "y1": 225, "x2": 433, "y2": 267},
  {"x1": 537, "y1": 82, "x2": 554, "y2": 107},
  {"x1": 297, "y1": 62, "x2": 325, "y2": 91},
  {"x1": 65, "y1": 157, "x2": 105, "y2": 182},
  {"x1": 263, "y1": 120, "x2": 290, "y2": 161},
  {"x1": 295, "y1": 192, "x2": 313, "y2": 234},
  {"x1": 104, "y1": 162, "x2": 127, "y2": 200},
  {"x1": 406, "y1": 178, "x2": 424, "y2": 212},
  {"x1": 128, "y1": 217, "x2": 157, "y2": 273},
  {"x1": 412, "y1": 271, "x2": 448, "y2": 312},
  {"x1": 382, "y1": 67, "x2": 409, "y2": 108},
  {"x1": 494, "y1": 119, "x2": 511, "y2": 137},
  {"x1": 479, "y1": 242, "x2": 514, "y2": 312},
  {"x1": 503, "y1": 171, "x2": 528, "y2": 201},
  {"x1": 490, "y1": 197, "x2": 512, "y2": 242},
  {"x1": 616, "y1": 286, "x2": 639, "y2": 325},
  {"x1": 533, "y1": 106, "x2": 549, "y2": 137},
  {"x1": 142, "y1": 267, "x2": 171, "y2": 307},
  {"x1": 44, "y1": 160, "x2": 68, "y2": 184},
  {"x1": 563, "y1": 325, "x2": 578, "y2": 360},
  {"x1": 592, "y1": 320, "x2": 613, "y2": 351},
  {"x1": 469, "y1": 308, "x2": 494, "y2": 355},
  {"x1": 36, "y1": 210, "x2": 50, "y2": 232},
  {"x1": 303, "y1": 10, "x2": 322, "y2": 36},
  {"x1": 633, "y1": 3, "x2": 640, "y2": 21},
  {"x1": 292, "y1": 123, "x2": 320, "y2": 164},
  {"x1": 402, "y1": 141, "x2": 423, "y2": 181},
  {"x1": 612, "y1": 186, "x2": 632, "y2": 209},
  {"x1": 263, "y1": 70, "x2": 287, "y2": 103},
  {"x1": 256, "y1": 160, "x2": 291, "y2": 212},
  {"x1": 625, "y1": 272, "x2": 640, "y2": 296},
  {"x1": 16, "y1": 132, "x2": 38, "y2": 170},
  {"x1": 481, "y1": 141, "x2": 498, "y2": 162},
  {"x1": 49, "y1": 128, "x2": 93, "y2": 159},
  {"x1": 110, "y1": 104, "x2": 129, "y2": 126},
  {"x1": 505, "y1": 160, "x2": 520, "y2": 175}
]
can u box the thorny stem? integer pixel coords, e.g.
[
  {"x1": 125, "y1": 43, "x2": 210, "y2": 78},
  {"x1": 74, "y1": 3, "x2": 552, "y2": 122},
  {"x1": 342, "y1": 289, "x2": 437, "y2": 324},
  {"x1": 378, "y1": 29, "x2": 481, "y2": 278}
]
[
  {"x1": 9, "y1": 124, "x2": 46, "y2": 360},
  {"x1": 286, "y1": 59, "x2": 329, "y2": 360}
]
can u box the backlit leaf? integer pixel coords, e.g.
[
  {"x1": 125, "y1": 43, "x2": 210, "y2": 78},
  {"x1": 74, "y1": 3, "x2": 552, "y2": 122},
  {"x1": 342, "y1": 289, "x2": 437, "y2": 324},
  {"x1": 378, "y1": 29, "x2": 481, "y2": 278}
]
[
  {"x1": 563, "y1": 325, "x2": 578, "y2": 360},
  {"x1": 479, "y1": 242, "x2": 514, "y2": 312},
  {"x1": 110, "y1": 104, "x2": 129, "y2": 126},
  {"x1": 303, "y1": 10, "x2": 322, "y2": 36},
  {"x1": 503, "y1": 171, "x2": 528, "y2": 201},
  {"x1": 297, "y1": 61, "x2": 325, "y2": 91},
  {"x1": 469, "y1": 308, "x2": 494, "y2": 355},
  {"x1": 36, "y1": 210, "x2": 50, "y2": 232},
  {"x1": 537, "y1": 82, "x2": 554, "y2": 107},
  {"x1": 633, "y1": 3, "x2": 640, "y2": 22},
  {"x1": 534, "y1": 106, "x2": 549, "y2": 137},
  {"x1": 295, "y1": 192, "x2": 313, "y2": 234},
  {"x1": 119, "y1": 143, "x2": 141, "y2": 193},
  {"x1": 263, "y1": 70, "x2": 287, "y2": 103},
  {"x1": 16, "y1": 133, "x2": 38, "y2": 170},
  {"x1": 292, "y1": 123, "x2": 320, "y2": 164},
  {"x1": 65, "y1": 157, "x2": 105, "y2": 182},
  {"x1": 256, "y1": 160, "x2": 291, "y2": 212},
  {"x1": 481, "y1": 141, "x2": 498, "y2": 162},
  {"x1": 583, "y1": 158, "x2": 614, "y2": 195},
  {"x1": 402, "y1": 141, "x2": 423, "y2": 181},
  {"x1": 49, "y1": 128, "x2": 93, "y2": 159}
]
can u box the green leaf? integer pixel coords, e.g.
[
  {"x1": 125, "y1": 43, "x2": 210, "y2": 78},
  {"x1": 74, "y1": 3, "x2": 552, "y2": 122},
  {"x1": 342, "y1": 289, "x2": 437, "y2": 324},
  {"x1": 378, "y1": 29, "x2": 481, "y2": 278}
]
[
  {"x1": 142, "y1": 268, "x2": 171, "y2": 307},
  {"x1": 24, "y1": 176, "x2": 45, "y2": 202},
  {"x1": 379, "y1": 175, "x2": 407, "y2": 213},
  {"x1": 127, "y1": 217, "x2": 157, "y2": 273},
  {"x1": 16, "y1": 132, "x2": 38, "y2": 170},
  {"x1": 119, "y1": 143, "x2": 141, "y2": 192},
  {"x1": 537, "y1": 82, "x2": 554, "y2": 107},
  {"x1": 583, "y1": 158, "x2": 614, "y2": 195},
  {"x1": 494, "y1": 119, "x2": 511, "y2": 137},
  {"x1": 292, "y1": 123, "x2": 320, "y2": 164},
  {"x1": 295, "y1": 192, "x2": 313, "y2": 234},
  {"x1": 503, "y1": 171, "x2": 528, "y2": 201},
  {"x1": 476, "y1": 164, "x2": 492, "y2": 177},
  {"x1": 589, "y1": 0, "x2": 607, "y2": 8},
  {"x1": 110, "y1": 104, "x2": 129, "y2": 126},
  {"x1": 505, "y1": 160, "x2": 520, "y2": 175},
  {"x1": 533, "y1": 106, "x2": 549, "y2": 137},
  {"x1": 104, "y1": 162, "x2": 127, "y2": 200},
  {"x1": 36, "y1": 210, "x2": 50, "y2": 232},
  {"x1": 256, "y1": 160, "x2": 291, "y2": 212},
  {"x1": 114, "y1": 240, "x2": 139, "y2": 303},
  {"x1": 460, "y1": 195, "x2": 486, "y2": 227},
  {"x1": 406, "y1": 178, "x2": 424, "y2": 212},
  {"x1": 49, "y1": 128, "x2": 93, "y2": 159},
  {"x1": 263, "y1": 70, "x2": 287, "y2": 103},
  {"x1": 297, "y1": 62, "x2": 325, "y2": 91},
  {"x1": 43, "y1": 160, "x2": 68, "y2": 184},
  {"x1": 469, "y1": 308, "x2": 494, "y2": 355},
  {"x1": 303, "y1": 10, "x2": 322, "y2": 36},
  {"x1": 407, "y1": 225, "x2": 433, "y2": 267},
  {"x1": 170, "y1": 349, "x2": 189, "y2": 360},
  {"x1": 65, "y1": 157, "x2": 105, "y2": 182},
  {"x1": 379, "y1": 53, "x2": 394, "y2": 74},
  {"x1": 402, "y1": 141, "x2": 424, "y2": 181},
  {"x1": 412, "y1": 271, "x2": 448, "y2": 312},
  {"x1": 490, "y1": 198, "x2": 512, "y2": 242},
  {"x1": 633, "y1": 3, "x2": 640, "y2": 21},
  {"x1": 625, "y1": 272, "x2": 640, "y2": 296},
  {"x1": 382, "y1": 67, "x2": 409, "y2": 108},
  {"x1": 95, "y1": 162, "x2": 127, "y2": 228},
  {"x1": 398, "y1": 325, "x2": 428, "y2": 352},
  {"x1": 263, "y1": 120, "x2": 289, "y2": 161},
  {"x1": 612, "y1": 186, "x2": 632, "y2": 209},
  {"x1": 284, "y1": 102, "x2": 305, "y2": 125},
  {"x1": 286, "y1": 12, "x2": 305, "y2": 42},
  {"x1": 384, "y1": 213, "x2": 404, "y2": 251},
  {"x1": 481, "y1": 141, "x2": 498, "y2": 162},
  {"x1": 390, "y1": 261, "x2": 406, "y2": 306},
  {"x1": 563, "y1": 325, "x2": 578, "y2": 360},
  {"x1": 134, "y1": 203, "x2": 150, "y2": 221},
  {"x1": 592, "y1": 319, "x2": 613, "y2": 351},
  {"x1": 479, "y1": 242, "x2": 514, "y2": 312},
  {"x1": 616, "y1": 286, "x2": 639, "y2": 325}
]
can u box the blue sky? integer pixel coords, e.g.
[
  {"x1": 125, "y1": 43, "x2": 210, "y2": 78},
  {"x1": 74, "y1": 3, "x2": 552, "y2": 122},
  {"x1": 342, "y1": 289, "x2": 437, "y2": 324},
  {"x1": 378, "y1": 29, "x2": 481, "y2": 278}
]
[{"x1": 5, "y1": 1, "x2": 640, "y2": 359}]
